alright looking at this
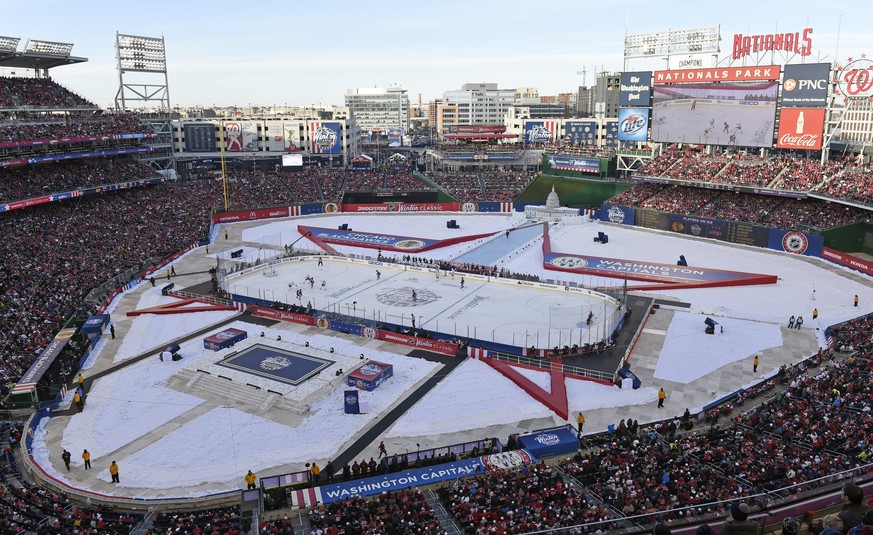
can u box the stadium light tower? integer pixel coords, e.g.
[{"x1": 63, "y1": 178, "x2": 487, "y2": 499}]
[
  {"x1": 623, "y1": 25, "x2": 721, "y2": 70},
  {"x1": 114, "y1": 32, "x2": 175, "y2": 172}
]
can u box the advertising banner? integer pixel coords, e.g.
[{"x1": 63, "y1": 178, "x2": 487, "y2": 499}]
[
  {"x1": 225, "y1": 121, "x2": 259, "y2": 152},
  {"x1": 299, "y1": 225, "x2": 494, "y2": 253},
  {"x1": 212, "y1": 207, "x2": 293, "y2": 224},
  {"x1": 203, "y1": 328, "x2": 248, "y2": 351},
  {"x1": 781, "y1": 63, "x2": 830, "y2": 107},
  {"x1": 775, "y1": 108, "x2": 825, "y2": 150},
  {"x1": 16, "y1": 328, "x2": 76, "y2": 386},
  {"x1": 347, "y1": 361, "x2": 394, "y2": 391},
  {"x1": 343, "y1": 389, "x2": 360, "y2": 414},
  {"x1": 81, "y1": 314, "x2": 110, "y2": 341},
  {"x1": 327, "y1": 318, "x2": 364, "y2": 337},
  {"x1": 309, "y1": 121, "x2": 342, "y2": 154},
  {"x1": 247, "y1": 304, "x2": 317, "y2": 326},
  {"x1": 767, "y1": 229, "x2": 824, "y2": 257},
  {"x1": 599, "y1": 204, "x2": 635, "y2": 225},
  {"x1": 619, "y1": 71, "x2": 653, "y2": 107},
  {"x1": 618, "y1": 108, "x2": 649, "y2": 141},
  {"x1": 387, "y1": 128, "x2": 403, "y2": 147},
  {"x1": 654, "y1": 65, "x2": 781, "y2": 83},
  {"x1": 545, "y1": 155, "x2": 600, "y2": 174},
  {"x1": 524, "y1": 120, "x2": 559, "y2": 144},
  {"x1": 652, "y1": 81, "x2": 778, "y2": 147},
  {"x1": 543, "y1": 251, "x2": 777, "y2": 286},
  {"x1": 604, "y1": 121, "x2": 619, "y2": 148},
  {"x1": 319, "y1": 457, "x2": 484, "y2": 503},
  {"x1": 516, "y1": 426, "x2": 580, "y2": 458},
  {"x1": 284, "y1": 122, "x2": 301, "y2": 151},
  {"x1": 376, "y1": 330, "x2": 459, "y2": 355},
  {"x1": 821, "y1": 247, "x2": 873, "y2": 276},
  {"x1": 340, "y1": 202, "x2": 459, "y2": 213},
  {"x1": 564, "y1": 121, "x2": 597, "y2": 146},
  {"x1": 265, "y1": 120, "x2": 285, "y2": 151}
]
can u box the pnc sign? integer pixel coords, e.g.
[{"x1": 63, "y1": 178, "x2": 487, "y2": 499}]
[{"x1": 732, "y1": 28, "x2": 813, "y2": 60}]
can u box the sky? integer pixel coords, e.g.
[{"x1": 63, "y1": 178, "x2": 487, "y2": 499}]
[
  {"x1": 31, "y1": 213, "x2": 857, "y2": 497},
  {"x1": 3, "y1": 1, "x2": 871, "y2": 108}
]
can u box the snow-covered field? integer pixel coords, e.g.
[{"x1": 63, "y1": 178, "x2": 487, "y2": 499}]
[{"x1": 31, "y1": 213, "x2": 873, "y2": 498}]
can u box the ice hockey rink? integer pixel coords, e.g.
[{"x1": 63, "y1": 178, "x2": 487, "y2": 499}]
[{"x1": 224, "y1": 256, "x2": 623, "y2": 348}]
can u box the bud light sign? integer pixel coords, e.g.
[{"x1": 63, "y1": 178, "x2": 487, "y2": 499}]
[
  {"x1": 310, "y1": 122, "x2": 342, "y2": 154},
  {"x1": 617, "y1": 108, "x2": 649, "y2": 141}
]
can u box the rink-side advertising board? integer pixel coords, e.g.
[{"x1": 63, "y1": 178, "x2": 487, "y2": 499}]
[
  {"x1": 543, "y1": 252, "x2": 777, "y2": 287},
  {"x1": 316, "y1": 449, "x2": 537, "y2": 503},
  {"x1": 298, "y1": 225, "x2": 494, "y2": 253}
]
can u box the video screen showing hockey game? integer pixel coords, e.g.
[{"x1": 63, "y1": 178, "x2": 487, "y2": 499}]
[{"x1": 651, "y1": 81, "x2": 778, "y2": 147}]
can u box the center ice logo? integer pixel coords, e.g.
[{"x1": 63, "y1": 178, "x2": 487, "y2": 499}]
[
  {"x1": 376, "y1": 287, "x2": 439, "y2": 307},
  {"x1": 260, "y1": 356, "x2": 292, "y2": 371}
]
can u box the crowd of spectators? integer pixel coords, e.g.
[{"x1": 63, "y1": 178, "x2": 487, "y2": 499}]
[
  {"x1": 438, "y1": 462, "x2": 614, "y2": 534},
  {"x1": 0, "y1": 113, "x2": 148, "y2": 144},
  {"x1": 662, "y1": 155, "x2": 731, "y2": 182},
  {"x1": 0, "y1": 158, "x2": 158, "y2": 204},
  {"x1": 607, "y1": 183, "x2": 871, "y2": 230},
  {"x1": 771, "y1": 157, "x2": 847, "y2": 192},
  {"x1": 0, "y1": 76, "x2": 95, "y2": 109},
  {"x1": 0, "y1": 480, "x2": 141, "y2": 534},
  {"x1": 428, "y1": 170, "x2": 483, "y2": 201},
  {"x1": 149, "y1": 505, "x2": 243, "y2": 534},
  {"x1": 425, "y1": 169, "x2": 535, "y2": 202},
  {"x1": 0, "y1": 182, "x2": 212, "y2": 386},
  {"x1": 481, "y1": 170, "x2": 537, "y2": 202},
  {"x1": 818, "y1": 161, "x2": 873, "y2": 207},
  {"x1": 307, "y1": 489, "x2": 443, "y2": 534},
  {"x1": 543, "y1": 143, "x2": 615, "y2": 159},
  {"x1": 715, "y1": 157, "x2": 786, "y2": 187}
]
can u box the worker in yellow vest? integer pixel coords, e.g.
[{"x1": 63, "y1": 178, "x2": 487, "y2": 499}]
[{"x1": 245, "y1": 470, "x2": 257, "y2": 490}]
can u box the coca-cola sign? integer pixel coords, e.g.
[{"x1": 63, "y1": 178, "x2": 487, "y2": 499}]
[{"x1": 775, "y1": 108, "x2": 825, "y2": 150}]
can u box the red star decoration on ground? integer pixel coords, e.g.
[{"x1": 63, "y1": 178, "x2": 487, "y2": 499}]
[
  {"x1": 847, "y1": 57, "x2": 854, "y2": 62},
  {"x1": 862, "y1": 53, "x2": 868, "y2": 58}
]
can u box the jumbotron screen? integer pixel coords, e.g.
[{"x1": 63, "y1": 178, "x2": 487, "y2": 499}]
[
  {"x1": 281, "y1": 153, "x2": 303, "y2": 167},
  {"x1": 651, "y1": 81, "x2": 778, "y2": 147}
]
